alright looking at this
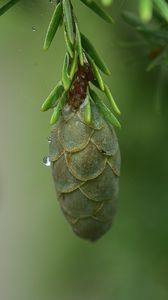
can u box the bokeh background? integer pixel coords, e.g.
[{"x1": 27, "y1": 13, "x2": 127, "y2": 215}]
[{"x1": 0, "y1": 1, "x2": 168, "y2": 299}]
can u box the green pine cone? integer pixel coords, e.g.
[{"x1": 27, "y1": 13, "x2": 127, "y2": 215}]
[{"x1": 49, "y1": 103, "x2": 121, "y2": 241}]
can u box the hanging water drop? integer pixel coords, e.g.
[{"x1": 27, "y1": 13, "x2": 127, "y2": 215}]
[
  {"x1": 43, "y1": 156, "x2": 51, "y2": 167},
  {"x1": 48, "y1": 136, "x2": 52, "y2": 144},
  {"x1": 32, "y1": 26, "x2": 36, "y2": 32}
]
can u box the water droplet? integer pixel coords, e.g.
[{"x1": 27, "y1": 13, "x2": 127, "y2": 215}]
[
  {"x1": 43, "y1": 156, "x2": 51, "y2": 167},
  {"x1": 32, "y1": 26, "x2": 36, "y2": 32},
  {"x1": 80, "y1": 97, "x2": 87, "y2": 109},
  {"x1": 48, "y1": 136, "x2": 52, "y2": 144},
  {"x1": 64, "y1": 104, "x2": 71, "y2": 112}
]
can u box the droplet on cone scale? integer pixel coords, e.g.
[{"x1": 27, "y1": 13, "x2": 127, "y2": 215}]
[
  {"x1": 43, "y1": 156, "x2": 51, "y2": 167},
  {"x1": 48, "y1": 136, "x2": 52, "y2": 144}
]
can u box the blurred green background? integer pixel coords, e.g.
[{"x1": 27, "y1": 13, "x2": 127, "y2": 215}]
[{"x1": 0, "y1": 1, "x2": 168, "y2": 300}]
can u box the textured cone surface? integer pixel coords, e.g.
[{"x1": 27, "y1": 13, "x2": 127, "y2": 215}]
[{"x1": 49, "y1": 103, "x2": 121, "y2": 241}]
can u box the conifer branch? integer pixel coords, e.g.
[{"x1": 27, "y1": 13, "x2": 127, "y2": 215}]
[{"x1": 41, "y1": 0, "x2": 121, "y2": 128}]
